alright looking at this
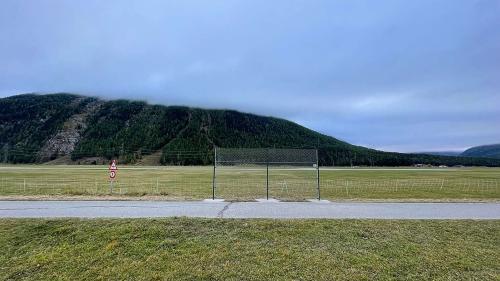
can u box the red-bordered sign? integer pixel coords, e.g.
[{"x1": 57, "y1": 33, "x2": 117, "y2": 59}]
[
  {"x1": 109, "y1": 159, "x2": 117, "y2": 180},
  {"x1": 109, "y1": 159, "x2": 117, "y2": 171}
]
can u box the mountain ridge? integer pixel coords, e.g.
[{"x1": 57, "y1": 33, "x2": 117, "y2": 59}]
[
  {"x1": 460, "y1": 144, "x2": 500, "y2": 159},
  {"x1": 413, "y1": 151, "x2": 463, "y2": 157},
  {"x1": 1, "y1": 93, "x2": 500, "y2": 166}
]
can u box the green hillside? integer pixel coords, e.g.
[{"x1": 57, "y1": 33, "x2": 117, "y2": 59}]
[
  {"x1": 1, "y1": 93, "x2": 500, "y2": 166},
  {"x1": 461, "y1": 144, "x2": 500, "y2": 159},
  {"x1": 0, "y1": 94, "x2": 97, "y2": 163}
]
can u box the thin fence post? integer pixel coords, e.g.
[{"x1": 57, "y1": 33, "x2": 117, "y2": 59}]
[
  {"x1": 212, "y1": 146, "x2": 216, "y2": 200},
  {"x1": 266, "y1": 148, "x2": 269, "y2": 200},
  {"x1": 345, "y1": 180, "x2": 349, "y2": 197},
  {"x1": 316, "y1": 149, "x2": 320, "y2": 201}
]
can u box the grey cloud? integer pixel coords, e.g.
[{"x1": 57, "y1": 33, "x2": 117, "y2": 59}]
[{"x1": 0, "y1": 0, "x2": 499, "y2": 152}]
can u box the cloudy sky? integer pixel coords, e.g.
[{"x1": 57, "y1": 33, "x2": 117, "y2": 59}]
[{"x1": 1, "y1": 0, "x2": 499, "y2": 152}]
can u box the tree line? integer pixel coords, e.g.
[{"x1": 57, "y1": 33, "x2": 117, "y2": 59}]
[{"x1": 2, "y1": 93, "x2": 500, "y2": 167}]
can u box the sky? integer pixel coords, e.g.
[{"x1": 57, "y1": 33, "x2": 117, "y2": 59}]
[{"x1": 1, "y1": 0, "x2": 499, "y2": 152}]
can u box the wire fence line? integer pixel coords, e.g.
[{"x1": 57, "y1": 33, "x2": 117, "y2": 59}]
[
  {"x1": 0, "y1": 176, "x2": 498, "y2": 200},
  {"x1": 321, "y1": 178, "x2": 500, "y2": 196},
  {"x1": 0, "y1": 176, "x2": 211, "y2": 198}
]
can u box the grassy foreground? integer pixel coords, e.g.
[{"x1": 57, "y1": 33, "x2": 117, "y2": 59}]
[
  {"x1": 0, "y1": 165, "x2": 499, "y2": 201},
  {"x1": 0, "y1": 219, "x2": 499, "y2": 280}
]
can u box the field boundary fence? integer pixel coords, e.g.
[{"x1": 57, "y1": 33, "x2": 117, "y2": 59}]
[
  {"x1": 320, "y1": 178, "x2": 500, "y2": 198},
  {"x1": 0, "y1": 177, "x2": 499, "y2": 200}
]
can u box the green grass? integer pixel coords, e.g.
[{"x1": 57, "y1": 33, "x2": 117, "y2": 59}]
[
  {"x1": 0, "y1": 219, "x2": 498, "y2": 280},
  {"x1": 0, "y1": 165, "x2": 499, "y2": 201}
]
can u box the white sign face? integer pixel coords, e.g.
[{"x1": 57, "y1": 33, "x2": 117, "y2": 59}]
[
  {"x1": 109, "y1": 159, "x2": 117, "y2": 171},
  {"x1": 109, "y1": 170, "x2": 116, "y2": 179}
]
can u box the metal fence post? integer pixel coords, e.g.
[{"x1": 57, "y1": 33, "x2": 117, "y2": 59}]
[
  {"x1": 266, "y1": 148, "x2": 269, "y2": 200},
  {"x1": 316, "y1": 149, "x2": 320, "y2": 201},
  {"x1": 212, "y1": 146, "x2": 217, "y2": 200}
]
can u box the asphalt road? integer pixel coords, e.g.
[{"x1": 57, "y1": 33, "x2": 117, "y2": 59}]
[{"x1": 1, "y1": 200, "x2": 499, "y2": 219}]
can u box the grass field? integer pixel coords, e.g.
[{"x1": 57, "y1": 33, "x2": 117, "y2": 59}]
[
  {"x1": 0, "y1": 165, "x2": 499, "y2": 201},
  {"x1": 0, "y1": 218, "x2": 498, "y2": 280}
]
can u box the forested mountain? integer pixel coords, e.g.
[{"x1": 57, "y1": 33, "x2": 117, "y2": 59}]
[
  {"x1": 2, "y1": 93, "x2": 500, "y2": 166},
  {"x1": 460, "y1": 144, "x2": 500, "y2": 159}
]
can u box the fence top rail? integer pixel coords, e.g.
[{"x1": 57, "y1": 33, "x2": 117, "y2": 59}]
[
  {"x1": 216, "y1": 161, "x2": 317, "y2": 164},
  {"x1": 216, "y1": 148, "x2": 318, "y2": 166}
]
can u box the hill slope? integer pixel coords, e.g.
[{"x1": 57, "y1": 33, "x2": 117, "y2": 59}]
[
  {"x1": 413, "y1": 151, "x2": 463, "y2": 157},
  {"x1": 1, "y1": 93, "x2": 500, "y2": 166},
  {"x1": 461, "y1": 144, "x2": 500, "y2": 159}
]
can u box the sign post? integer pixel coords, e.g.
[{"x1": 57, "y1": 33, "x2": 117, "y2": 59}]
[{"x1": 109, "y1": 159, "x2": 117, "y2": 193}]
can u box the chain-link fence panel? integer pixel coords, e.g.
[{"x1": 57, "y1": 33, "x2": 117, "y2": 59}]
[{"x1": 214, "y1": 148, "x2": 319, "y2": 200}]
